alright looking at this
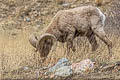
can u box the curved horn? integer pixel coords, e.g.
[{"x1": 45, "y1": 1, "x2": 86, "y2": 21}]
[
  {"x1": 36, "y1": 33, "x2": 57, "y2": 57},
  {"x1": 29, "y1": 33, "x2": 39, "y2": 48}
]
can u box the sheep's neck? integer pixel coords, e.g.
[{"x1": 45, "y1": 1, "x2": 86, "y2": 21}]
[
  {"x1": 45, "y1": 14, "x2": 60, "y2": 37},
  {"x1": 45, "y1": 20, "x2": 59, "y2": 37}
]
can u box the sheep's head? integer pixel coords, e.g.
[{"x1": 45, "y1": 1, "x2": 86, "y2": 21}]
[{"x1": 36, "y1": 33, "x2": 57, "y2": 57}]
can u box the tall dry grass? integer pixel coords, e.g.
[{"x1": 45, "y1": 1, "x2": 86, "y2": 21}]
[
  {"x1": 0, "y1": 26, "x2": 120, "y2": 79},
  {"x1": 0, "y1": 27, "x2": 120, "y2": 73},
  {"x1": 0, "y1": 0, "x2": 119, "y2": 79}
]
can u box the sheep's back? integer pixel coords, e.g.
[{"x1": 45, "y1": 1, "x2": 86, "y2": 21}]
[{"x1": 57, "y1": 6, "x2": 98, "y2": 32}]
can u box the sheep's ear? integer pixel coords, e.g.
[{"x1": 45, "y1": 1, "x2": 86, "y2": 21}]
[
  {"x1": 37, "y1": 33, "x2": 57, "y2": 57},
  {"x1": 29, "y1": 33, "x2": 38, "y2": 48}
]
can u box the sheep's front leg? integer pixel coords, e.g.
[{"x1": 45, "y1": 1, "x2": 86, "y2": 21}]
[
  {"x1": 92, "y1": 26, "x2": 112, "y2": 56},
  {"x1": 86, "y1": 32, "x2": 99, "y2": 51},
  {"x1": 66, "y1": 34, "x2": 76, "y2": 54}
]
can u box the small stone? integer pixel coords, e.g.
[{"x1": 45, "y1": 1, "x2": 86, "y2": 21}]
[
  {"x1": 24, "y1": 66, "x2": 29, "y2": 70},
  {"x1": 26, "y1": 17, "x2": 30, "y2": 22},
  {"x1": 62, "y1": 3, "x2": 70, "y2": 7},
  {"x1": 71, "y1": 59, "x2": 95, "y2": 74}
]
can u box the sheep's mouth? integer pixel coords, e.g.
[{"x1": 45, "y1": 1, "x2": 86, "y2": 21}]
[
  {"x1": 39, "y1": 41, "x2": 53, "y2": 57},
  {"x1": 36, "y1": 33, "x2": 57, "y2": 58}
]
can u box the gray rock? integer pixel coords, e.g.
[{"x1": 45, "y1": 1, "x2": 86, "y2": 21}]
[
  {"x1": 49, "y1": 58, "x2": 71, "y2": 73},
  {"x1": 26, "y1": 17, "x2": 30, "y2": 22},
  {"x1": 55, "y1": 66, "x2": 72, "y2": 77},
  {"x1": 62, "y1": 3, "x2": 70, "y2": 7}
]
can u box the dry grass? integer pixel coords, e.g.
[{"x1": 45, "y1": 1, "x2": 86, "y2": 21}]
[
  {"x1": 0, "y1": 25, "x2": 120, "y2": 79},
  {"x1": 0, "y1": 0, "x2": 119, "y2": 79}
]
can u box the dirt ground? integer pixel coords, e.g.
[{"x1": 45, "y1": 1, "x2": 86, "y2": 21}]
[{"x1": 0, "y1": 0, "x2": 120, "y2": 80}]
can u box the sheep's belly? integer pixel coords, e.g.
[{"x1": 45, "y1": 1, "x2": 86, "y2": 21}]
[{"x1": 75, "y1": 17, "x2": 90, "y2": 32}]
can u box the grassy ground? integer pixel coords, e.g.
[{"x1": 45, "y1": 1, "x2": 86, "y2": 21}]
[
  {"x1": 0, "y1": 0, "x2": 120, "y2": 79},
  {"x1": 0, "y1": 23, "x2": 120, "y2": 80}
]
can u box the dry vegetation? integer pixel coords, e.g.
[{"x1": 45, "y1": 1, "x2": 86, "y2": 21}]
[{"x1": 0, "y1": 0, "x2": 120, "y2": 80}]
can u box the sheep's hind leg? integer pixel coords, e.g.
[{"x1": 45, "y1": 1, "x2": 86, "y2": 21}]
[{"x1": 92, "y1": 27, "x2": 112, "y2": 56}]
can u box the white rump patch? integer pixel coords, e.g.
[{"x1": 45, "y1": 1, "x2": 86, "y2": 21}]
[{"x1": 96, "y1": 8, "x2": 106, "y2": 26}]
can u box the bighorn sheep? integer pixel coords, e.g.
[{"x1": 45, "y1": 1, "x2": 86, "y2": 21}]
[{"x1": 29, "y1": 5, "x2": 112, "y2": 58}]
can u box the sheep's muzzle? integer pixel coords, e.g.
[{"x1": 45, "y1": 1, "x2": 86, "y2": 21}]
[{"x1": 36, "y1": 33, "x2": 57, "y2": 57}]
